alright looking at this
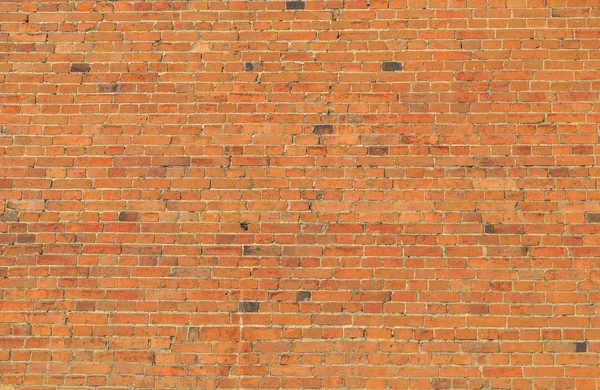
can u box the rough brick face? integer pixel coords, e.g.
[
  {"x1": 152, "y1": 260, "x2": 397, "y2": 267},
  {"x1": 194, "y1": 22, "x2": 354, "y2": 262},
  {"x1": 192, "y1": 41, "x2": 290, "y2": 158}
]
[{"x1": 1, "y1": 1, "x2": 600, "y2": 389}]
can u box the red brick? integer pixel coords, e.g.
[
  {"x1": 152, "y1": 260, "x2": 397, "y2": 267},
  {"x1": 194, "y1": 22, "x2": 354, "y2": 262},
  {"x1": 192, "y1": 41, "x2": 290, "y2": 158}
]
[{"x1": 0, "y1": 2, "x2": 597, "y2": 388}]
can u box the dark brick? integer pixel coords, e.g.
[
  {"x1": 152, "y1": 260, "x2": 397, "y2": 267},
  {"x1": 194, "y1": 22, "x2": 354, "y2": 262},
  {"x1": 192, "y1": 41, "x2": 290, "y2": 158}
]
[
  {"x1": 313, "y1": 125, "x2": 333, "y2": 135},
  {"x1": 484, "y1": 223, "x2": 494, "y2": 234},
  {"x1": 296, "y1": 291, "x2": 311, "y2": 301},
  {"x1": 98, "y1": 83, "x2": 119, "y2": 93},
  {"x1": 586, "y1": 213, "x2": 600, "y2": 223},
  {"x1": 239, "y1": 302, "x2": 260, "y2": 312},
  {"x1": 368, "y1": 146, "x2": 388, "y2": 156},
  {"x1": 575, "y1": 342, "x2": 587, "y2": 352},
  {"x1": 119, "y1": 212, "x2": 139, "y2": 222},
  {"x1": 286, "y1": 1, "x2": 305, "y2": 10},
  {"x1": 70, "y1": 63, "x2": 90, "y2": 73},
  {"x1": 381, "y1": 61, "x2": 402, "y2": 72},
  {"x1": 244, "y1": 62, "x2": 254, "y2": 72}
]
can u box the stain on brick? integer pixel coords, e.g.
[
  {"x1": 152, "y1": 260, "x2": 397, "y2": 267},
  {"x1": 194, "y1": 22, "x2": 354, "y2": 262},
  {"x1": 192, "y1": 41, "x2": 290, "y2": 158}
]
[
  {"x1": 239, "y1": 302, "x2": 260, "y2": 312},
  {"x1": 243, "y1": 62, "x2": 263, "y2": 72},
  {"x1": 484, "y1": 223, "x2": 494, "y2": 234},
  {"x1": 98, "y1": 83, "x2": 119, "y2": 93},
  {"x1": 368, "y1": 146, "x2": 388, "y2": 156},
  {"x1": 118, "y1": 212, "x2": 139, "y2": 222},
  {"x1": 286, "y1": 1, "x2": 305, "y2": 10},
  {"x1": 296, "y1": 291, "x2": 311, "y2": 301},
  {"x1": 381, "y1": 61, "x2": 402, "y2": 72},
  {"x1": 243, "y1": 245, "x2": 280, "y2": 256},
  {"x1": 313, "y1": 125, "x2": 333, "y2": 135},
  {"x1": 70, "y1": 63, "x2": 90, "y2": 73},
  {"x1": 575, "y1": 342, "x2": 587, "y2": 352},
  {"x1": 240, "y1": 222, "x2": 249, "y2": 231},
  {"x1": 585, "y1": 213, "x2": 600, "y2": 223}
]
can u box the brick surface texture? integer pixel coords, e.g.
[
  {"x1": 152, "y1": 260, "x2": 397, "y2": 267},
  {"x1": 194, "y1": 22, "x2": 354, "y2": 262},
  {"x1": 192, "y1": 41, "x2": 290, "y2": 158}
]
[{"x1": 1, "y1": 0, "x2": 600, "y2": 389}]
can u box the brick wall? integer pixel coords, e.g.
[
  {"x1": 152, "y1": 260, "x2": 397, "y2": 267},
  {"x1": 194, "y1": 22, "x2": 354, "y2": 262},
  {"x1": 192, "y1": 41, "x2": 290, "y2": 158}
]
[{"x1": 1, "y1": 0, "x2": 600, "y2": 389}]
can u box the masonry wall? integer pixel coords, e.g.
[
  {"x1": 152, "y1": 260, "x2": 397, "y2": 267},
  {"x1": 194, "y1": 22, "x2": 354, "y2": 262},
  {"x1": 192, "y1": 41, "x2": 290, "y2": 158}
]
[{"x1": 1, "y1": 0, "x2": 600, "y2": 389}]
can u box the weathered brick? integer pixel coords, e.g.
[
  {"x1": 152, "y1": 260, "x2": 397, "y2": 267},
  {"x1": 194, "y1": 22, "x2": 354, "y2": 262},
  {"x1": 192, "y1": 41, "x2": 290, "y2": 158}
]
[
  {"x1": 0, "y1": 208, "x2": 19, "y2": 222},
  {"x1": 98, "y1": 83, "x2": 119, "y2": 93},
  {"x1": 585, "y1": 213, "x2": 600, "y2": 223},
  {"x1": 367, "y1": 146, "x2": 388, "y2": 156}
]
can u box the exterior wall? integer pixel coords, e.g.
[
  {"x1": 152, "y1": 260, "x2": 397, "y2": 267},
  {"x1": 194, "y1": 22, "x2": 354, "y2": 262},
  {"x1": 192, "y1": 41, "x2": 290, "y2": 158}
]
[{"x1": 1, "y1": 1, "x2": 599, "y2": 389}]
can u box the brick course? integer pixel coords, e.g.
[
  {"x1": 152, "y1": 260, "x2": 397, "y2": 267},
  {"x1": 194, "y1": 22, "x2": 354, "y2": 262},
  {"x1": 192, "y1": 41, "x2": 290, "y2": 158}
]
[{"x1": 1, "y1": 0, "x2": 600, "y2": 389}]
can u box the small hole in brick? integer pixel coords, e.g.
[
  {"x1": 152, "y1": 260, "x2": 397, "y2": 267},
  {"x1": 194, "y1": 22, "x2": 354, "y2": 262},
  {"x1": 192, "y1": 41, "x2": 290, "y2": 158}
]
[
  {"x1": 70, "y1": 63, "x2": 90, "y2": 73},
  {"x1": 575, "y1": 342, "x2": 587, "y2": 352},
  {"x1": 239, "y1": 302, "x2": 259, "y2": 312},
  {"x1": 484, "y1": 224, "x2": 494, "y2": 234},
  {"x1": 244, "y1": 63, "x2": 254, "y2": 72},
  {"x1": 240, "y1": 222, "x2": 249, "y2": 231},
  {"x1": 286, "y1": 1, "x2": 305, "y2": 10},
  {"x1": 381, "y1": 62, "x2": 402, "y2": 72}
]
